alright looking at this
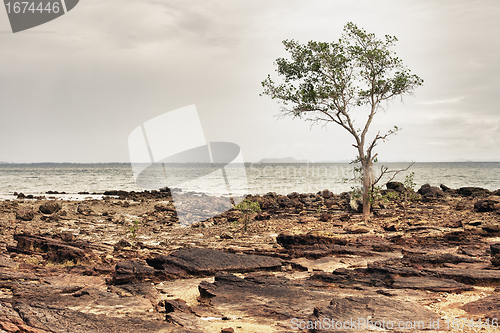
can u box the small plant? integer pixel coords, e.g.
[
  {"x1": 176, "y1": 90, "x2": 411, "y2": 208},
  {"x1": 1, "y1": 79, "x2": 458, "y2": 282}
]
[
  {"x1": 316, "y1": 205, "x2": 322, "y2": 215},
  {"x1": 235, "y1": 200, "x2": 261, "y2": 232},
  {"x1": 125, "y1": 220, "x2": 140, "y2": 240},
  {"x1": 382, "y1": 172, "x2": 419, "y2": 223}
]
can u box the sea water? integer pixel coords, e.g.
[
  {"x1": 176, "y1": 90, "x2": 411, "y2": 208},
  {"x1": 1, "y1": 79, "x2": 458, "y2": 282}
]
[{"x1": 0, "y1": 162, "x2": 498, "y2": 199}]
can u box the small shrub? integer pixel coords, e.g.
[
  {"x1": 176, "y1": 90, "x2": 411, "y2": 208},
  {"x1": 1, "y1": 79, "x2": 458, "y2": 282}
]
[{"x1": 235, "y1": 200, "x2": 261, "y2": 232}]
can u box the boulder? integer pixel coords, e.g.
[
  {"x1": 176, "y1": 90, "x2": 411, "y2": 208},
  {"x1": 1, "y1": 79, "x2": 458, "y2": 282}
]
[
  {"x1": 418, "y1": 184, "x2": 444, "y2": 198},
  {"x1": 386, "y1": 181, "x2": 405, "y2": 193},
  {"x1": 276, "y1": 195, "x2": 292, "y2": 207},
  {"x1": 461, "y1": 295, "x2": 500, "y2": 320},
  {"x1": 474, "y1": 196, "x2": 500, "y2": 212},
  {"x1": 309, "y1": 295, "x2": 439, "y2": 332},
  {"x1": 162, "y1": 247, "x2": 283, "y2": 275},
  {"x1": 456, "y1": 187, "x2": 491, "y2": 197},
  {"x1": 321, "y1": 189, "x2": 333, "y2": 198},
  {"x1": 440, "y1": 184, "x2": 453, "y2": 192},
  {"x1": 15, "y1": 209, "x2": 34, "y2": 221},
  {"x1": 77, "y1": 204, "x2": 93, "y2": 216},
  {"x1": 39, "y1": 201, "x2": 61, "y2": 214}
]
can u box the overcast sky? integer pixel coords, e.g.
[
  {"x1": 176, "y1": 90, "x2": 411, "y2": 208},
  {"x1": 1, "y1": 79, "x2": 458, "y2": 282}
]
[{"x1": 0, "y1": 0, "x2": 499, "y2": 163}]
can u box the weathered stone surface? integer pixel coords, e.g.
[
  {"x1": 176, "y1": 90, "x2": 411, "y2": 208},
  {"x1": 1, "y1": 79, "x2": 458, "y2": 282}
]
[
  {"x1": 386, "y1": 181, "x2": 405, "y2": 192},
  {"x1": 10, "y1": 234, "x2": 92, "y2": 263},
  {"x1": 15, "y1": 209, "x2": 34, "y2": 221},
  {"x1": 309, "y1": 295, "x2": 439, "y2": 333},
  {"x1": 112, "y1": 259, "x2": 164, "y2": 284},
  {"x1": 424, "y1": 267, "x2": 500, "y2": 286},
  {"x1": 456, "y1": 187, "x2": 491, "y2": 197},
  {"x1": 4, "y1": 188, "x2": 500, "y2": 332},
  {"x1": 474, "y1": 196, "x2": 500, "y2": 212},
  {"x1": 418, "y1": 184, "x2": 445, "y2": 197},
  {"x1": 163, "y1": 247, "x2": 283, "y2": 275},
  {"x1": 392, "y1": 276, "x2": 473, "y2": 293},
  {"x1": 403, "y1": 252, "x2": 483, "y2": 265},
  {"x1": 277, "y1": 234, "x2": 347, "y2": 248},
  {"x1": 77, "y1": 204, "x2": 93, "y2": 215},
  {"x1": 200, "y1": 272, "x2": 335, "y2": 324},
  {"x1": 38, "y1": 201, "x2": 61, "y2": 214},
  {"x1": 461, "y1": 295, "x2": 500, "y2": 319},
  {"x1": 491, "y1": 243, "x2": 500, "y2": 256}
]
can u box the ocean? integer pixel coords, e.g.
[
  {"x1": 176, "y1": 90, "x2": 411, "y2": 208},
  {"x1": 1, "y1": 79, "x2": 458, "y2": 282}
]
[{"x1": 0, "y1": 162, "x2": 499, "y2": 200}]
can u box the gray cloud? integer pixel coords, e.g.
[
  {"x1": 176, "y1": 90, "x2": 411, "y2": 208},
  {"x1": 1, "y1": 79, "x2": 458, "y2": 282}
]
[{"x1": 0, "y1": 0, "x2": 499, "y2": 162}]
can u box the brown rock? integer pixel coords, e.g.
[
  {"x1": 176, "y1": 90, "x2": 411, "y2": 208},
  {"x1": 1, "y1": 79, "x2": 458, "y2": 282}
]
[
  {"x1": 11, "y1": 234, "x2": 90, "y2": 264},
  {"x1": 461, "y1": 294, "x2": 500, "y2": 319},
  {"x1": 163, "y1": 247, "x2": 283, "y2": 275},
  {"x1": 310, "y1": 295, "x2": 439, "y2": 332},
  {"x1": 322, "y1": 189, "x2": 333, "y2": 198},
  {"x1": 347, "y1": 225, "x2": 371, "y2": 234},
  {"x1": 15, "y1": 209, "x2": 34, "y2": 221},
  {"x1": 221, "y1": 328, "x2": 234, "y2": 333},
  {"x1": 77, "y1": 204, "x2": 93, "y2": 216},
  {"x1": 392, "y1": 276, "x2": 473, "y2": 293},
  {"x1": 39, "y1": 201, "x2": 61, "y2": 214},
  {"x1": 475, "y1": 196, "x2": 500, "y2": 212}
]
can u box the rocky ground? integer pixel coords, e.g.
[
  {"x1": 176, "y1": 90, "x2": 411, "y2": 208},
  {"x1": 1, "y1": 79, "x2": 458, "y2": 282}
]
[{"x1": 1, "y1": 184, "x2": 500, "y2": 332}]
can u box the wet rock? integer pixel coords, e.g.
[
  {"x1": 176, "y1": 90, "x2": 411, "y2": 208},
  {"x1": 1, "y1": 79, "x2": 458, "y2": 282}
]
[
  {"x1": 39, "y1": 201, "x2": 61, "y2": 214},
  {"x1": 474, "y1": 196, "x2": 500, "y2": 212},
  {"x1": 15, "y1": 209, "x2": 34, "y2": 221}
]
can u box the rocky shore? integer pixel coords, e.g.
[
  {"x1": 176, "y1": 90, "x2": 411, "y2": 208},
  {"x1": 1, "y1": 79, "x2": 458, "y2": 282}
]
[{"x1": 1, "y1": 184, "x2": 500, "y2": 332}]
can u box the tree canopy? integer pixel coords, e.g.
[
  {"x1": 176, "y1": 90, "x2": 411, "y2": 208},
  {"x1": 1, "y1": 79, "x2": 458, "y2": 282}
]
[{"x1": 261, "y1": 22, "x2": 423, "y2": 219}]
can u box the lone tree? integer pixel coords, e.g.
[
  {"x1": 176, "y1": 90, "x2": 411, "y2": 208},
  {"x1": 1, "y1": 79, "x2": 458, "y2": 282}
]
[{"x1": 261, "y1": 22, "x2": 423, "y2": 220}]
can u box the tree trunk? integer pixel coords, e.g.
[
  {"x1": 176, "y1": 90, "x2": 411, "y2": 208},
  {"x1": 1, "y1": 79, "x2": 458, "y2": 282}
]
[{"x1": 362, "y1": 161, "x2": 373, "y2": 221}]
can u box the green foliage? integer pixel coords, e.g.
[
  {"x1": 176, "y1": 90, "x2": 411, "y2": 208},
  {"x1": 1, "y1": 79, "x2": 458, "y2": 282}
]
[
  {"x1": 125, "y1": 220, "x2": 140, "y2": 240},
  {"x1": 235, "y1": 200, "x2": 261, "y2": 232},
  {"x1": 380, "y1": 172, "x2": 419, "y2": 222},
  {"x1": 261, "y1": 23, "x2": 423, "y2": 124},
  {"x1": 261, "y1": 22, "x2": 423, "y2": 219}
]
